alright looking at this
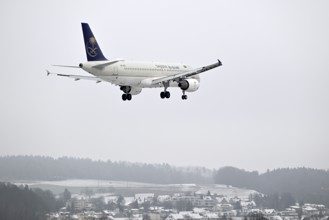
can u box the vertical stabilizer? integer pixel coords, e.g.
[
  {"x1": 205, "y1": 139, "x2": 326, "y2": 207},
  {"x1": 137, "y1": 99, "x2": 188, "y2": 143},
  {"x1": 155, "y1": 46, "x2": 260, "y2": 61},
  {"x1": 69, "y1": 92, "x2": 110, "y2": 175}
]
[{"x1": 81, "y1": 23, "x2": 107, "y2": 61}]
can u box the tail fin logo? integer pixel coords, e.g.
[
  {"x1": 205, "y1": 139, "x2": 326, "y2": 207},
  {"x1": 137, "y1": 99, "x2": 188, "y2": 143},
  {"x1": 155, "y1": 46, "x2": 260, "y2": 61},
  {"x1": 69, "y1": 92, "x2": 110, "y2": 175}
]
[{"x1": 86, "y1": 37, "x2": 98, "y2": 57}]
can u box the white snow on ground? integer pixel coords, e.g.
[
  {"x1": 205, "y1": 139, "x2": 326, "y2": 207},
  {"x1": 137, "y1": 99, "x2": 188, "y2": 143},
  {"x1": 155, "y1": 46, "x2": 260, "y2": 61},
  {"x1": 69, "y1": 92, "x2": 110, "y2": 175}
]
[{"x1": 12, "y1": 180, "x2": 257, "y2": 197}]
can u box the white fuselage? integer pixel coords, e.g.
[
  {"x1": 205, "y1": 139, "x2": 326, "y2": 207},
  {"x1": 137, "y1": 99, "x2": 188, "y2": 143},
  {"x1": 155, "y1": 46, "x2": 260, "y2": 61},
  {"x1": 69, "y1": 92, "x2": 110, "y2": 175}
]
[{"x1": 81, "y1": 60, "x2": 200, "y2": 88}]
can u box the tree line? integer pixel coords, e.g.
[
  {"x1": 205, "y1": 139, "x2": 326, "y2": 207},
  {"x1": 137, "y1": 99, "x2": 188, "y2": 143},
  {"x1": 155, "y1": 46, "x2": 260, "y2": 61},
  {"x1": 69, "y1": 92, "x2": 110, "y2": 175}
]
[
  {"x1": 1, "y1": 156, "x2": 329, "y2": 207},
  {"x1": 0, "y1": 155, "x2": 211, "y2": 184},
  {"x1": 214, "y1": 166, "x2": 329, "y2": 207},
  {"x1": 0, "y1": 182, "x2": 70, "y2": 220}
]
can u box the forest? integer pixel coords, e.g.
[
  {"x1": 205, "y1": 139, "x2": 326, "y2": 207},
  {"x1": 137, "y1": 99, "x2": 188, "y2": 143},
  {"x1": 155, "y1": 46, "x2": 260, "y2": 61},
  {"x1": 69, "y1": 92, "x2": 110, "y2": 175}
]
[
  {"x1": 0, "y1": 182, "x2": 67, "y2": 220},
  {"x1": 214, "y1": 166, "x2": 329, "y2": 207},
  {"x1": 0, "y1": 155, "x2": 211, "y2": 184},
  {"x1": 1, "y1": 156, "x2": 329, "y2": 207}
]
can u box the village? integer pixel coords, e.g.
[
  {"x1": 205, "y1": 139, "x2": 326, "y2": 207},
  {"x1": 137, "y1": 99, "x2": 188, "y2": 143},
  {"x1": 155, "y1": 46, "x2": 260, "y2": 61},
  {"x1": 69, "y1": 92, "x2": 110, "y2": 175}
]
[{"x1": 47, "y1": 189, "x2": 329, "y2": 220}]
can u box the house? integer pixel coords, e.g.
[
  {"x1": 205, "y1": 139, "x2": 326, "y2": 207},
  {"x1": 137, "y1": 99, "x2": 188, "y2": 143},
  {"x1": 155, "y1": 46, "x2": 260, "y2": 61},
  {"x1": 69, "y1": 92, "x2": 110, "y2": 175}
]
[
  {"x1": 263, "y1": 209, "x2": 276, "y2": 216},
  {"x1": 166, "y1": 213, "x2": 185, "y2": 220},
  {"x1": 240, "y1": 201, "x2": 256, "y2": 215},
  {"x1": 193, "y1": 208, "x2": 207, "y2": 214},
  {"x1": 230, "y1": 197, "x2": 241, "y2": 204},
  {"x1": 135, "y1": 193, "x2": 155, "y2": 203},
  {"x1": 203, "y1": 197, "x2": 217, "y2": 208},
  {"x1": 303, "y1": 204, "x2": 328, "y2": 216},
  {"x1": 177, "y1": 212, "x2": 206, "y2": 220},
  {"x1": 149, "y1": 213, "x2": 161, "y2": 220},
  {"x1": 203, "y1": 213, "x2": 219, "y2": 220},
  {"x1": 214, "y1": 204, "x2": 233, "y2": 212},
  {"x1": 124, "y1": 197, "x2": 135, "y2": 206},
  {"x1": 267, "y1": 216, "x2": 283, "y2": 220},
  {"x1": 80, "y1": 211, "x2": 107, "y2": 219},
  {"x1": 179, "y1": 211, "x2": 193, "y2": 217},
  {"x1": 280, "y1": 208, "x2": 299, "y2": 220},
  {"x1": 188, "y1": 213, "x2": 206, "y2": 220},
  {"x1": 303, "y1": 207, "x2": 320, "y2": 216},
  {"x1": 173, "y1": 195, "x2": 216, "y2": 208},
  {"x1": 240, "y1": 201, "x2": 256, "y2": 209},
  {"x1": 158, "y1": 195, "x2": 172, "y2": 202},
  {"x1": 104, "y1": 196, "x2": 119, "y2": 204},
  {"x1": 215, "y1": 197, "x2": 229, "y2": 204},
  {"x1": 66, "y1": 196, "x2": 93, "y2": 211},
  {"x1": 156, "y1": 208, "x2": 175, "y2": 220}
]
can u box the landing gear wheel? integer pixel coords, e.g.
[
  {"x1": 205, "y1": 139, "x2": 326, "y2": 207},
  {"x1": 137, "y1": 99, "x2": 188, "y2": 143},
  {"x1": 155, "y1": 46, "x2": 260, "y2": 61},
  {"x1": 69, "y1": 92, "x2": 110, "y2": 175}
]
[
  {"x1": 165, "y1": 91, "x2": 170, "y2": 99},
  {"x1": 182, "y1": 95, "x2": 188, "y2": 100},
  {"x1": 127, "y1": 94, "x2": 132, "y2": 101},
  {"x1": 122, "y1": 94, "x2": 127, "y2": 101},
  {"x1": 160, "y1": 92, "x2": 165, "y2": 99},
  {"x1": 161, "y1": 91, "x2": 170, "y2": 99}
]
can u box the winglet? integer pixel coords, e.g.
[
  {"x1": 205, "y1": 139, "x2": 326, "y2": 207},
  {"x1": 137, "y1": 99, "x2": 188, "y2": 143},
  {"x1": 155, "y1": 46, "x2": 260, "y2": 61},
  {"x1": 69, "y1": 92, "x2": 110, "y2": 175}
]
[
  {"x1": 46, "y1": 70, "x2": 50, "y2": 76},
  {"x1": 217, "y1": 59, "x2": 222, "y2": 66}
]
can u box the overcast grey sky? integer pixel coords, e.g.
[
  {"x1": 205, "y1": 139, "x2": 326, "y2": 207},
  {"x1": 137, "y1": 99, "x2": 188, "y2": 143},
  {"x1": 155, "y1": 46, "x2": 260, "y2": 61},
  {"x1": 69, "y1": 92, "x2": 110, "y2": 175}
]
[{"x1": 1, "y1": 0, "x2": 328, "y2": 172}]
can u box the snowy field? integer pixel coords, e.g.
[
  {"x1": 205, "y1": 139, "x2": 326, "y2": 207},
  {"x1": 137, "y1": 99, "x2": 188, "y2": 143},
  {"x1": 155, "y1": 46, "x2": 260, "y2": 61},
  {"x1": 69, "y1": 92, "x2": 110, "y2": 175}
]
[
  {"x1": 13, "y1": 179, "x2": 257, "y2": 197},
  {"x1": 197, "y1": 184, "x2": 257, "y2": 199}
]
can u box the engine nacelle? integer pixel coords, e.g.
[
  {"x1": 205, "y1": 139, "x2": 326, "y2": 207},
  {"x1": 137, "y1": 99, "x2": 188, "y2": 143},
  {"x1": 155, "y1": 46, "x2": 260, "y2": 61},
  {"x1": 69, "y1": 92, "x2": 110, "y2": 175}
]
[{"x1": 178, "y1": 79, "x2": 200, "y2": 92}]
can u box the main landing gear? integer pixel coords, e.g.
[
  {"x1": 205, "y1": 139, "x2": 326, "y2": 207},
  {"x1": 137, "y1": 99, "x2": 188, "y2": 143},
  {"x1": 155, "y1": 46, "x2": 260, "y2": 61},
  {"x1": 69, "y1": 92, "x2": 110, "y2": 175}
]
[
  {"x1": 159, "y1": 80, "x2": 188, "y2": 100},
  {"x1": 160, "y1": 90, "x2": 187, "y2": 100},
  {"x1": 122, "y1": 93, "x2": 132, "y2": 101},
  {"x1": 160, "y1": 91, "x2": 170, "y2": 99},
  {"x1": 120, "y1": 86, "x2": 132, "y2": 101},
  {"x1": 160, "y1": 81, "x2": 171, "y2": 99}
]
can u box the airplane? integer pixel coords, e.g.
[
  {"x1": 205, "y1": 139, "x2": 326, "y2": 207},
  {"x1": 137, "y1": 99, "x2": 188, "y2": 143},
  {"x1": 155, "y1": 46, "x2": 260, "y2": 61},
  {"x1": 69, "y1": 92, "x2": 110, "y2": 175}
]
[{"x1": 47, "y1": 23, "x2": 222, "y2": 101}]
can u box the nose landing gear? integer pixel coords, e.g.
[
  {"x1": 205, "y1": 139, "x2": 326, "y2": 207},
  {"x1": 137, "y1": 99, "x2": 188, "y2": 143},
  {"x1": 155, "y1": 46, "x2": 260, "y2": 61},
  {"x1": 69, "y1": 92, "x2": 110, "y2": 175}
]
[{"x1": 181, "y1": 90, "x2": 188, "y2": 100}]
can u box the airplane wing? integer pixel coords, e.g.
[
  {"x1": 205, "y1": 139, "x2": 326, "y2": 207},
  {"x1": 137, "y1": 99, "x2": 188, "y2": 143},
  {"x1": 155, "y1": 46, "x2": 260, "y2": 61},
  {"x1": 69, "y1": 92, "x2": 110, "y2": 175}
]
[
  {"x1": 46, "y1": 70, "x2": 104, "y2": 83},
  {"x1": 152, "y1": 59, "x2": 222, "y2": 85}
]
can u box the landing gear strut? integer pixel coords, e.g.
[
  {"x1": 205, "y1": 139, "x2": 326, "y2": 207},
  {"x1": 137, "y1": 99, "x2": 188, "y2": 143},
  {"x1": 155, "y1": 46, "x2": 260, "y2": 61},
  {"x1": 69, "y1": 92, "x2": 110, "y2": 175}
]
[
  {"x1": 160, "y1": 81, "x2": 170, "y2": 99},
  {"x1": 181, "y1": 90, "x2": 188, "y2": 100}
]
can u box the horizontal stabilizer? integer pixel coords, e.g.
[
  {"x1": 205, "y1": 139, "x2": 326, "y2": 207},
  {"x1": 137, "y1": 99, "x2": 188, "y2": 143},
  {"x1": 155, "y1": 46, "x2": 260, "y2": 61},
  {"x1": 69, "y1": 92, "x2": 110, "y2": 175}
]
[
  {"x1": 52, "y1": 65, "x2": 80, "y2": 68},
  {"x1": 46, "y1": 70, "x2": 104, "y2": 83}
]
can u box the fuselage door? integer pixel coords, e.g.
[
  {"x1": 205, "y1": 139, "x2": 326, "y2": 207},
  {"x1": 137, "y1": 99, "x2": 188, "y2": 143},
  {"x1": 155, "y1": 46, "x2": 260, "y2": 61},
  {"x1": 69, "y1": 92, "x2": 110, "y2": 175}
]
[{"x1": 113, "y1": 66, "x2": 118, "y2": 76}]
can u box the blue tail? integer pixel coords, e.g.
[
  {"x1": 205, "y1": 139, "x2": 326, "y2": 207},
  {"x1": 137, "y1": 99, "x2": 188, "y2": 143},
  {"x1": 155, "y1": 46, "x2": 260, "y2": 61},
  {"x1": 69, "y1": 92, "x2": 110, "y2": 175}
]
[{"x1": 81, "y1": 23, "x2": 107, "y2": 61}]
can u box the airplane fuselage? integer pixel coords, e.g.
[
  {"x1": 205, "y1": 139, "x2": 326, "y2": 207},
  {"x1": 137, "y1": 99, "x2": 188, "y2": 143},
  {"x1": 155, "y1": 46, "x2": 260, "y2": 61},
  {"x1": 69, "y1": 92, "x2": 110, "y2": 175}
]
[{"x1": 80, "y1": 60, "x2": 199, "y2": 88}]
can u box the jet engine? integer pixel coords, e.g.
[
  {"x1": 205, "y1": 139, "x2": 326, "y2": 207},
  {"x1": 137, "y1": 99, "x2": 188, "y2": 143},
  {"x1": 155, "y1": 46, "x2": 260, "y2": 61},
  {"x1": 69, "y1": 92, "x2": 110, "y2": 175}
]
[{"x1": 178, "y1": 79, "x2": 200, "y2": 92}]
